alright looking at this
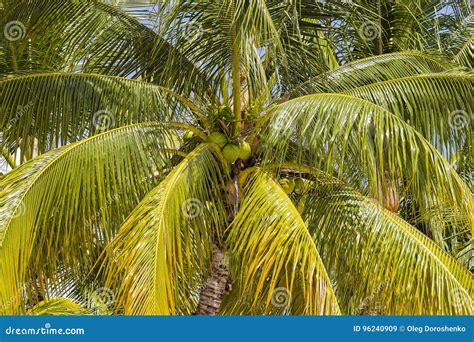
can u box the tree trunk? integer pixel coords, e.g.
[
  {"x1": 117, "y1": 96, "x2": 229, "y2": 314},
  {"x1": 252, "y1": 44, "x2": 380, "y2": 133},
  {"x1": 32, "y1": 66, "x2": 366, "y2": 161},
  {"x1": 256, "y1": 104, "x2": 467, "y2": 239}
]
[{"x1": 195, "y1": 245, "x2": 230, "y2": 315}]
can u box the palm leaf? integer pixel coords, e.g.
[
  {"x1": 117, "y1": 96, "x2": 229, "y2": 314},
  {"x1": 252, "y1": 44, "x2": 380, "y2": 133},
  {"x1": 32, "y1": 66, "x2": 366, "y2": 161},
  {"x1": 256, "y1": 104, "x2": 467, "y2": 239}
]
[
  {"x1": 453, "y1": 37, "x2": 474, "y2": 69},
  {"x1": 261, "y1": 94, "x2": 473, "y2": 246},
  {"x1": 102, "y1": 144, "x2": 229, "y2": 315},
  {"x1": 224, "y1": 171, "x2": 340, "y2": 315},
  {"x1": 0, "y1": 0, "x2": 208, "y2": 95},
  {"x1": 344, "y1": 74, "x2": 473, "y2": 156},
  {"x1": 302, "y1": 177, "x2": 473, "y2": 315},
  {"x1": 0, "y1": 122, "x2": 179, "y2": 314},
  {"x1": 26, "y1": 298, "x2": 92, "y2": 316},
  {"x1": 291, "y1": 51, "x2": 448, "y2": 96},
  {"x1": 0, "y1": 72, "x2": 200, "y2": 156}
]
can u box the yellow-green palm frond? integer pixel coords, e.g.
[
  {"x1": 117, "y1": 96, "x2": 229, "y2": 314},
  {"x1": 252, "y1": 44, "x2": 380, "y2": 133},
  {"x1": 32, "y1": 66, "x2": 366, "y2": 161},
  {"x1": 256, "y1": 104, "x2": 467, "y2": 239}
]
[
  {"x1": 301, "y1": 177, "x2": 473, "y2": 315},
  {"x1": 0, "y1": 0, "x2": 208, "y2": 95},
  {"x1": 102, "y1": 144, "x2": 229, "y2": 315},
  {"x1": 26, "y1": 298, "x2": 92, "y2": 316},
  {"x1": 453, "y1": 37, "x2": 474, "y2": 69},
  {"x1": 344, "y1": 74, "x2": 473, "y2": 157},
  {"x1": 0, "y1": 122, "x2": 179, "y2": 314},
  {"x1": 0, "y1": 73, "x2": 201, "y2": 155},
  {"x1": 155, "y1": 0, "x2": 283, "y2": 99},
  {"x1": 224, "y1": 171, "x2": 340, "y2": 315},
  {"x1": 291, "y1": 52, "x2": 448, "y2": 96},
  {"x1": 261, "y1": 94, "x2": 472, "y2": 247}
]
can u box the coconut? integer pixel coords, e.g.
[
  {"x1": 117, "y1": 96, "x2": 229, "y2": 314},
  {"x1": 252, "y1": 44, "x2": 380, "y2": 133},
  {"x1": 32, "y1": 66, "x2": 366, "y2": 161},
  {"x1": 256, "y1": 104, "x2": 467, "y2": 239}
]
[
  {"x1": 239, "y1": 141, "x2": 252, "y2": 160},
  {"x1": 294, "y1": 178, "x2": 305, "y2": 193},
  {"x1": 279, "y1": 178, "x2": 295, "y2": 194},
  {"x1": 183, "y1": 131, "x2": 194, "y2": 141},
  {"x1": 207, "y1": 132, "x2": 227, "y2": 148},
  {"x1": 222, "y1": 144, "x2": 241, "y2": 163}
]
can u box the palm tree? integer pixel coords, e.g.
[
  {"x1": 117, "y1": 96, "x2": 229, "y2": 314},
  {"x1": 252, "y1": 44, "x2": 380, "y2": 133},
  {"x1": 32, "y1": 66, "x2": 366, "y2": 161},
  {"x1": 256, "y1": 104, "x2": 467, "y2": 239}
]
[{"x1": 0, "y1": 0, "x2": 472, "y2": 316}]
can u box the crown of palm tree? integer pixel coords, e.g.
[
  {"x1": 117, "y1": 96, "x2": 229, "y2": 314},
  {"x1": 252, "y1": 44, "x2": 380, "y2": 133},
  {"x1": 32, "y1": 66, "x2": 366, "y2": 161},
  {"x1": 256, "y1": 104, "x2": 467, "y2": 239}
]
[{"x1": 0, "y1": 0, "x2": 472, "y2": 316}]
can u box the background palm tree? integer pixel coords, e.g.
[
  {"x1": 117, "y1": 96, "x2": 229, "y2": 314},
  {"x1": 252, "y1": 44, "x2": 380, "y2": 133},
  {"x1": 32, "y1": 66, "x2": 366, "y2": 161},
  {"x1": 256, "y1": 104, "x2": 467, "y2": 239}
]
[{"x1": 0, "y1": 0, "x2": 472, "y2": 315}]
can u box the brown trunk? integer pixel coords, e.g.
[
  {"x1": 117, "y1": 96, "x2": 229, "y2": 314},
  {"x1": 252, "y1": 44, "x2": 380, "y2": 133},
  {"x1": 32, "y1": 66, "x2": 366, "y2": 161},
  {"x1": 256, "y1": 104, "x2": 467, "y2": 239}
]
[{"x1": 194, "y1": 245, "x2": 230, "y2": 315}]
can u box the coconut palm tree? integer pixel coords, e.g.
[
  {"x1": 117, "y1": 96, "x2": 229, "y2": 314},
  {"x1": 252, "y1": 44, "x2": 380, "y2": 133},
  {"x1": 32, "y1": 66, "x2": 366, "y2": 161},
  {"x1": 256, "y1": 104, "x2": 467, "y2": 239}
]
[{"x1": 0, "y1": 0, "x2": 472, "y2": 316}]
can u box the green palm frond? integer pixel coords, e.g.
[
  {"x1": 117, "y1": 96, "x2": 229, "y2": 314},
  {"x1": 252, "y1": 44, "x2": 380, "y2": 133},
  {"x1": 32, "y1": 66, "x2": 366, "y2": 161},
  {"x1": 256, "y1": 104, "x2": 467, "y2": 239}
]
[
  {"x1": 0, "y1": 0, "x2": 208, "y2": 95},
  {"x1": 344, "y1": 74, "x2": 473, "y2": 156},
  {"x1": 261, "y1": 94, "x2": 472, "y2": 245},
  {"x1": 224, "y1": 171, "x2": 340, "y2": 315},
  {"x1": 26, "y1": 298, "x2": 92, "y2": 316},
  {"x1": 102, "y1": 144, "x2": 228, "y2": 315},
  {"x1": 318, "y1": 0, "x2": 472, "y2": 60},
  {"x1": 155, "y1": 0, "x2": 283, "y2": 100},
  {"x1": 0, "y1": 122, "x2": 179, "y2": 314},
  {"x1": 291, "y1": 52, "x2": 448, "y2": 96},
  {"x1": 0, "y1": 72, "x2": 202, "y2": 156},
  {"x1": 453, "y1": 37, "x2": 474, "y2": 69},
  {"x1": 302, "y1": 177, "x2": 473, "y2": 315}
]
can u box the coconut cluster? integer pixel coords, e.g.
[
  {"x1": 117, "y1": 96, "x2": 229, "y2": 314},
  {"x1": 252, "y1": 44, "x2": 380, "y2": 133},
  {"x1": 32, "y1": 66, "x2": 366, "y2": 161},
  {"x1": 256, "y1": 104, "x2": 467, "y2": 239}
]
[
  {"x1": 207, "y1": 132, "x2": 251, "y2": 164},
  {"x1": 278, "y1": 177, "x2": 305, "y2": 195}
]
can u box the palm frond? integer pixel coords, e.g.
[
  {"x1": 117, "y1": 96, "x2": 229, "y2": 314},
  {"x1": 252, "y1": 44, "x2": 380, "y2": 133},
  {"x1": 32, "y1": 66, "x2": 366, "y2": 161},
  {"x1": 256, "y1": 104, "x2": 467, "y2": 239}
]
[
  {"x1": 26, "y1": 298, "x2": 92, "y2": 316},
  {"x1": 453, "y1": 37, "x2": 474, "y2": 69},
  {"x1": 291, "y1": 52, "x2": 449, "y2": 96},
  {"x1": 0, "y1": 0, "x2": 209, "y2": 95},
  {"x1": 102, "y1": 144, "x2": 229, "y2": 315},
  {"x1": 0, "y1": 72, "x2": 202, "y2": 156},
  {"x1": 344, "y1": 74, "x2": 473, "y2": 157},
  {"x1": 155, "y1": 0, "x2": 284, "y2": 100},
  {"x1": 302, "y1": 177, "x2": 473, "y2": 315},
  {"x1": 0, "y1": 122, "x2": 179, "y2": 314},
  {"x1": 261, "y1": 94, "x2": 473, "y2": 247},
  {"x1": 224, "y1": 171, "x2": 340, "y2": 315}
]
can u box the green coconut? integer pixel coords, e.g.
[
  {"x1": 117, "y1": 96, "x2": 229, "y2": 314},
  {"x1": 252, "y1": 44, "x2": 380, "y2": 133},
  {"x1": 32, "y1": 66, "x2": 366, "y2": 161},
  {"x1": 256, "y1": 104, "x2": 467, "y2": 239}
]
[
  {"x1": 222, "y1": 144, "x2": 241, "y2": 163},
  {"x1": 239, "y1": 141, "x2": 252, "y2": 160},
  {"x1": 207, "y1": 132, "x2": 227, "y2": 148},
  {"x1": 183, "y1": 131, "x2": 194, "y2": 141},
  {"x1": 279, "y1": 178, "x2": 295, "y2": 194},
  {"x1": 294, "y1": 178, "x2": 305, "y2": 193}
]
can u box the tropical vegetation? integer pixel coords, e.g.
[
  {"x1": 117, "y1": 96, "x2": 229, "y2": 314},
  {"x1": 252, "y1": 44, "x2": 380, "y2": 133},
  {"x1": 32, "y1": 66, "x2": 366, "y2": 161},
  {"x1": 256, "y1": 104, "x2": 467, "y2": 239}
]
[{"x1": 0, "y1": 0, "x2": 472, "y2": 315}]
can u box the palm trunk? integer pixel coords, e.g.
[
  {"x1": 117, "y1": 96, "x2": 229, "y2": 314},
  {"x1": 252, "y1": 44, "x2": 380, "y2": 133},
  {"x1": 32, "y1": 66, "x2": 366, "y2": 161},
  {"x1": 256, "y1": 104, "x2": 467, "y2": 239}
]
[{"x1": 195, "y1": 245, "x2": 230, "y2": 315}]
